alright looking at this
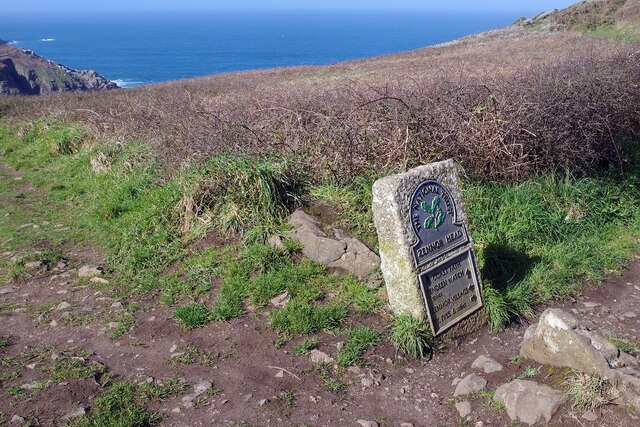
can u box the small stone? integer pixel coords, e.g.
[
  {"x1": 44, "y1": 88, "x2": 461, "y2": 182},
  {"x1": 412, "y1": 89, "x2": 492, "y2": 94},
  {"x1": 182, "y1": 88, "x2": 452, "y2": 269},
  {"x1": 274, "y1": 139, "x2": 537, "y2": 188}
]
[
  {"x1": 56, "y1": 302, "x2": 71, "y2": 311},
  {"x1": 268, "y1": 235, "x2": 286, "y2": 250},
  {"x1": 454, "y1": 374, "x2": 487, "y2": 397},
  {"x1": 10, "y1": 415, "x2": 25, "y2": 424},
  {"x1": 348, "y1": 366, "x2": 362, "y2": 376},
  {"x1": 582, "y1": 411, "x2": 597, "y2": 421},
  {"x1": 78, "y1": 265, "x2": 104, "y2": 278},
  {"x1": 50, "y1": 320, "x2": 58, "y2": 327},
  {"x1": 55, "y1": 260, "x2": 67, "y2": 270},
  {"x1": 0, "y1": 287, "x2": 17, "y2": 294},
  {"x1": 181, "y1": 380, "x2": 212, "y2": 407},
  {"x1": 108, "y1": 322, "x2": 121, "y2": 329},
  {"x1": 172, "y1": 407, "x2": 181, "y2": 413},
  {"x1": 583, "y1": 302, "x2": 600, "y2": 309},
  {"x1": 275, "y1": 370, "x2": 284, "y2": 378},
  {"x1": 456, "y1": 401, "x2": 472, "y2": 418},
  {"x1": 61, "y1": 406, "x2": 86, "y2": 420},
  {"x1": 245, "y1": 393, "x2": 253, "y2": 400},
  {"x1": 361, "y1": 378, "x2": 374, "y2": 387},
  {"x1": 17, "y1": 223, "x2": 33, "y2": 230},
  {"x1": 258, "y1": 398, "x2": 269, "y2": 407},
  {"x1": 309, "y1": 395, "x2": 318, "y2": 403},
  {"x1": 269, "y1": 292, "x2": 290, "y2": 308},
  {"x1": 471, "y1": 355, "x2": 503, "y2": 373},
  {"x1": 405, "y1": 368, "x2": 415, "y2": 374},
  {"x1": 400, "y1": 424, "x2": 415, "y2": 427},
  {"x1": 111, "y1": 302, "x2": 123, "y2": 308},
  {"x1": 430, "y1": 392, "x2": 439, "y2": 399},
  {"x1": 21, "y1": 382, "x2": 38, "y2": 390},
  {"x1": 357, "y1": 420, "x2": 379, "y2": 427},
  {"x1": 622, "y1": 311, "x2": 637, "y2": 319},
  {"x1": 10, "y1": 255, "x2": 20, "y2": 263},
  {"x1": 24, "y1": 260, "x2": 44, "y2": 269},
  {"x1": 309, "y1": 349, "x2": 334, "y2": 364},
  {"x1": 26, "y1": 363, "x2": 37, "y2": 369},
  {"x1": 90, "y1": 277, "x2": 109, "y2": 284}
]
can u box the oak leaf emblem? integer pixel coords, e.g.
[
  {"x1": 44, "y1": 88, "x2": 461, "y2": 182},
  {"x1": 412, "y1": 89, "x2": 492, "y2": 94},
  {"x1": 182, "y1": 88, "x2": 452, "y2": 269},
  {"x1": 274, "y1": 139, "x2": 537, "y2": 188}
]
[{"x1": 422, "y1": 196, "x2": 445, "y2": 231}]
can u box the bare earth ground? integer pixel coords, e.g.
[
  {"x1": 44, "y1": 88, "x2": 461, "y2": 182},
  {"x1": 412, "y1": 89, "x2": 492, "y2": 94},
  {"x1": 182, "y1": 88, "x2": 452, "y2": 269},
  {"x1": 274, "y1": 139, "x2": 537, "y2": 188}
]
[{"x1": 2, "y1": 164, "x2": 640, "y2": 427}]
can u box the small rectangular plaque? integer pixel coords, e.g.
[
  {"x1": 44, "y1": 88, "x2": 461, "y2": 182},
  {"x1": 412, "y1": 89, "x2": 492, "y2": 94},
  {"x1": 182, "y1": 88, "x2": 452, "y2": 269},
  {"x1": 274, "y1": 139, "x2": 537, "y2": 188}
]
[{"x1": 418, "y1": 249, "x2": 482, "y2": 335}]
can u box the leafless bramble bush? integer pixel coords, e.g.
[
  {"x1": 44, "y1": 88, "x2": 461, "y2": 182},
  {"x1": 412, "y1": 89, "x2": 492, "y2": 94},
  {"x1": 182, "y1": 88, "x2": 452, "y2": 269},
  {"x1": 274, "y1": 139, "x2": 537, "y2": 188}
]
[{"x1": 1, "y1": 34, "x2": 639, "y2": 182}]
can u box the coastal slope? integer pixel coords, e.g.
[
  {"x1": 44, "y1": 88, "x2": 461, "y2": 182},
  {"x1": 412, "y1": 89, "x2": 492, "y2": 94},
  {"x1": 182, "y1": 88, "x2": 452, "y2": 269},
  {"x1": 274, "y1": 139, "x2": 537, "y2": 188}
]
[{"x1": 0, "y1": 41, "x2": 117, "y2": 95}]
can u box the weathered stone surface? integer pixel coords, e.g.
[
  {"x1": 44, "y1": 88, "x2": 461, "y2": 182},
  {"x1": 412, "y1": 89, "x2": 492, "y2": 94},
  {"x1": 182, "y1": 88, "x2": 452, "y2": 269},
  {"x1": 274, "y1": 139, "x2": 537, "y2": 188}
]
[
  {"x1": 494, "y1": 379, "x2": 566, "y2": 425},
  {"x1": 0, "y1": 287, "x2": 17, "y2": 294},
  {"x1": 287, "y1": 209, "x2": 380, "y2": 279},
  {"x1": 453, "y1": 374, "x2": 487, "y2": 396},
  {"x1": 90, "y1": 277, "x2": 109, "y2": 284},
  {"x1": 372, "y1": 160, "x2": 486, "y2": 338},
  {"x1": 78, "y1": 265, "x2": 104, "y2": 278},
  {"x1": 309, "y1": 349, "x2": 334, "y2": 364},
  {"x1": 471, "y1": 355, "x2": 503, "y2": 373},
  {"x1": 181, "y1": 380, "x2": 211, "y2": 407},
  {"x1": 520, "y1": 308, "x2": 640, "y2": 409},
  {"x1": 61, "y1": 406, "x2": 86, "y2": 421},
  {"x1": 270, "y1": 292, "x2": 290, "y2": 308},
  {"x1": 455, "y1": 400, "x2": 472, "y2": 418},
  {"x1": 24, "y1": 260, "x2": 44, "y2": 269}
]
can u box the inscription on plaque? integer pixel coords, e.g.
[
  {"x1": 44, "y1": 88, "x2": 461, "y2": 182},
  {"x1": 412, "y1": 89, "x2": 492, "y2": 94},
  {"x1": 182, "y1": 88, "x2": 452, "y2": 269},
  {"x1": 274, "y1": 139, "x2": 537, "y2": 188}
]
[
  {"x1": 410, "y1": 180, "x2": 468, "y2": 268},
  {"x1": 418, "y1": 250, "x2": 482, "y2": 335}
]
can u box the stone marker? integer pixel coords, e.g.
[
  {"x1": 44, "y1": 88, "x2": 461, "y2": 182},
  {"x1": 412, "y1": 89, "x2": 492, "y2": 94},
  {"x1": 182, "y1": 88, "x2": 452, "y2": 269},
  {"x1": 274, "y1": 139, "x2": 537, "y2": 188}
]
[{"x1": 372, "y1": 160, "x2": 485, "y2": 337}]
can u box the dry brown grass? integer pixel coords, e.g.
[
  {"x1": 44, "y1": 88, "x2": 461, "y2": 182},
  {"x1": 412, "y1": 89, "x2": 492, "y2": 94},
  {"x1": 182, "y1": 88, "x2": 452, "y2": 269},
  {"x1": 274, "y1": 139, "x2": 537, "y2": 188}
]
[{"x1": 1, "y1": 24, "x2": 639, "y2": 182}]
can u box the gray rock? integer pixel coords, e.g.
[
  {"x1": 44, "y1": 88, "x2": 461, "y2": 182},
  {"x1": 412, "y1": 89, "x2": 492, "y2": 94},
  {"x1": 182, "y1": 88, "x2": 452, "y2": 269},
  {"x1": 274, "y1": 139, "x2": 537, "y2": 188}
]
[
  {"x1": 61, "y1": 406, "x2": 86, "y2": 420},
  {"x1": 0, "y1": 287, "x2": 17, "y2": 294},
  {"x1": 287, "y1": 209, "x2": 380, "y2": 279},
  {"x1": 494, "y1": 379, "x2": 566, "y2": 425},
  {"x1": 181, "y1": 380, "x2": 211, "y2": 407},
  {"x1": 520, "y1": 308, "x2": 640, "y2": 410},
  {"x1": 24, "y1": 260, "x2": 44, "y2": 269},
  {"x1": 56, "y1": 302, "x2": 71, "y2": 311},
  {"x1": 583, "y1": 302, "x2": 600, "y2": 309},
  {"x1": 10, "y1": 415, "x2": 25, "y2": 424},
  {"x1": 453, "y1": 374, "x2": 487, "y2": 397},
  {"x1": 268, "y1": 235, "x2": 286, "y2": 251},
  {"x1": 258, "y1": 398, "x2": 269, "y2": 407},
  {"x1": 582, "y1": 411, "x2": 597, "y2": 421},
  {"x1": 357, "y1": 421, "x2": 379, "y2": 427},
  {"x1": 90, "y1": 277, "x2": 109, "y2": 284},
  {"x1": 455, "y1": 400, "x2": 471, "y2": 418},
  {"x1": 270, "y1": 292, "x2": 290, "y2": 308},
  {"x1": 309, "y1": 349, "x2": 334, "y2": 364},
  {"x1": 78, "y1": 265, "x2": 104, "y2": 278},
  {"x1": 471, "y1": 355, "x2": 503, "y2": 373}
]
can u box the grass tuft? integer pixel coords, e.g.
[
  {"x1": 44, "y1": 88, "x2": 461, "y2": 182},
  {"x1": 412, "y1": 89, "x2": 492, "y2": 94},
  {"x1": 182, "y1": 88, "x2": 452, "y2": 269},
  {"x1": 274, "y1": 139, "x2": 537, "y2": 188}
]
[
  {"x1": 564, "y1": 372, "x2": 615, "y2": 411},
  {"x1": 173, "y1": 303, "x2": 213, "y2": 330},
  {"x1": 388, "y1": 315, "x2": 432, "y2": 359}
]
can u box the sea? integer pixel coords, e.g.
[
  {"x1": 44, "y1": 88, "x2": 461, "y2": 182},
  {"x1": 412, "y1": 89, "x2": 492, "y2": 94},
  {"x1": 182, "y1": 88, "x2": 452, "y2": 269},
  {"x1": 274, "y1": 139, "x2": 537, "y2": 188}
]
[{"x1": 3, "y1": 10, "x2": 538, "y2": 87}]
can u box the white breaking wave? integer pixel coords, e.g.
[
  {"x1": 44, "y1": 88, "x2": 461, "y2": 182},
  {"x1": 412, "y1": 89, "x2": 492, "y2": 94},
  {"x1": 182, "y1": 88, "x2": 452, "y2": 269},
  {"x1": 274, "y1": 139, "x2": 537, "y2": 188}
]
[
  {"x1": 112, "y1": 79, "x2": 145, "y2": 88},
  {"x1": 40, "y1": 38, "x2": 55, "y2": 42}
]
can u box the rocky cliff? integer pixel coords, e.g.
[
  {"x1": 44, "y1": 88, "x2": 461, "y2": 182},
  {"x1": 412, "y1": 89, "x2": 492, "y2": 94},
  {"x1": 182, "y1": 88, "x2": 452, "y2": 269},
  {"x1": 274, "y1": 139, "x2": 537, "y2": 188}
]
[{"x1": 0, "y1": 41, "x2": 118, "y2": 95}]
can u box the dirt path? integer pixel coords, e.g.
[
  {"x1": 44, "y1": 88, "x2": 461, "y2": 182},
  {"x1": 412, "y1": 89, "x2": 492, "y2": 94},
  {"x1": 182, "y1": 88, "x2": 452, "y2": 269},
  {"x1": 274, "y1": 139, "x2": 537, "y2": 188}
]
[{"x1": 2, "y1": 163, "x2": 640, "y2": 426}]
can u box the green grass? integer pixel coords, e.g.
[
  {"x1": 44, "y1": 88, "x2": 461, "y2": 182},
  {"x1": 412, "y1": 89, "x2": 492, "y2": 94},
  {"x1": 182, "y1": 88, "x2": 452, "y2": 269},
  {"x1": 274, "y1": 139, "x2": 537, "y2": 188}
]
[
  {"x1": 605, "y1": 333, "x2": 640, "y2": 353},
  {"x1": 335, "y1": 327, "x2": 381, "y2": 367},
  {"x1": 388, "y1": 315, "x2": 432, "y2": 359},
  {"x1": 584, "y1": 24, "x2": 640, "y2": 41},
  {"x1": 79, "y1": 382, "x2": 164, "y2": 426},
  {"x1": 518, "y1": 366, "x2": 542, "y2": 379},
  {"x1": 467, "y1": 171, "x2": 640, "y2": 330},
  {"x1": 2, "y1": 118, "x2": 640, "y2": 339},
  {"x1": 269, "y1": 300, "x2": 348, "y2": 335},
  {"x1": 564, "y1": 372, "x2": 615, "y2": 411},
  {"x1": 173, "y1": 302, "x2": 213, "y2": 330},
  {"x1": 294, "y1": 338, "x2": 319, "y2": 355},
  {"x1": 138, "y1": 379, "x2": 191, "y2": 401}
]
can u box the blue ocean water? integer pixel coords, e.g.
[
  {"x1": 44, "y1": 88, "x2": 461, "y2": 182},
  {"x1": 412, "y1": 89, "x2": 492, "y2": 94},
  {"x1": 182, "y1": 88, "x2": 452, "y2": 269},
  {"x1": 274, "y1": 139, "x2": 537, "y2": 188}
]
[{"x1": 3, "y1": 10, "x2": 537, "y2": 87}]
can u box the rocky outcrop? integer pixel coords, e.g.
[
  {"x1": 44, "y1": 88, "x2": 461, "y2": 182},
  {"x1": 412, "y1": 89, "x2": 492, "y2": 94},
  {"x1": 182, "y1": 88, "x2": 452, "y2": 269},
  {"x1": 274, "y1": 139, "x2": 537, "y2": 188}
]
[
  {"x1": 287, "y1": 209, "x2": 380, "y2": 280},
  {"x1": 0, "y1": 41, "x2": 117, "y2": 95},
  {"x1": 520, "y1": 308, "x2": 640, "y2": 409}
]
